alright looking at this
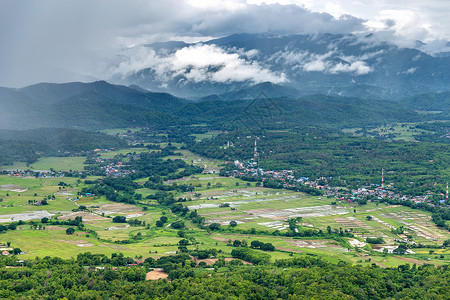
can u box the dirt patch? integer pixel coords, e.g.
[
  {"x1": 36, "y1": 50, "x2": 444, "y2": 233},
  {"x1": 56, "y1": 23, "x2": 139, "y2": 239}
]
[
  {"x1": 146, "y1": 269, "x2": 168, "y2": 280},
  {"x1": 99, "y1": 244, "x2": 130, "y2": 251},
  {"x1": 59, "y1": 211, "x2": 108, "y2": 222},
  {"x1": 0, "y1": 211, "x2": 53, "y2": 223},
  {"x1": 246, "y1": 205, "x2": 350, "y2": 220},
  {"x1": 395, "y1": 256, "x2": 426, "y2": 265},
  {"x1": 200, "y1": 210, "x2": 239, "y2": 216},
  {"x1": 277, "y1": 246, "x2": 303, "y2": 253},
  {"x1": 191, "y1": 256, "x2": 252, "y2": 265},
  {"x1": 106, "y1": 225, "x2": 130, "y2": 230},
  {"x1": 94, "y1": 203, "x2": 142, "y2": 215},
  {"x1": 0, "y1": 184, "x2": 27, "y2": 192},
  {"x1": 54, "y1": 239, "x2": 94, "y2": 247},
  {"x1": 290, "y1": 240, "x2": 337, "y2": 249},
  {"x1": 45, "y1": 226, "x2": 66, "y2": 231},
  {"x1": 348, "y1": 238, "x2": 366, "y2": 248},
  {"x1": 212, "y1": 237, "x2": 230, "y2": 242}
]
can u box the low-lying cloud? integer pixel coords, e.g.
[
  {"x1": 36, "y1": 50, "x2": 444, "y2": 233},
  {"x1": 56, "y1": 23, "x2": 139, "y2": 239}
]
[
  {"x1": 108, "y1": 44, "x2": 286, "y2": 84},
  {"x1": 271, "y1": 50, "x2": 374, "y2": 75}
]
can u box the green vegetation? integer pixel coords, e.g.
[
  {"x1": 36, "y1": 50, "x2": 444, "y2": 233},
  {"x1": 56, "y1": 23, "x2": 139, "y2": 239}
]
[
  {"x1": 0, "y1": 82, "x2": 449, "y2": 297},
  {"x1": 0, "y1": 128, "x2": 127, "y2": 165},
  {"x1": 0, "y1": 254, "x2": 448, "y2": 299}
]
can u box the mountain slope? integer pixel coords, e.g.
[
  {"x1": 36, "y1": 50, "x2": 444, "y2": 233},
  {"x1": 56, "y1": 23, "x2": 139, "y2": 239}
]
[{"x1": 0, "y1": 81, "x2": 188, "y2": 130}]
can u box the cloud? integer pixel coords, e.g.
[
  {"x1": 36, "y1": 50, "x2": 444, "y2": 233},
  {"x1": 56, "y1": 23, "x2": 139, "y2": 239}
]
[
  {"x1": 1, "y1": 0, "x2": 449, "y2": 87},
  {"x1": 108, "y1": 44, "x2": 286, "y2": 84},
  {"x1": 271, "y1": 49, "x2": 374, "y2": 75},
  {"x1": 330, "y1": 61, "x2": 372, "y2": 75},
  {"x1": 0, "y1": 0, "x2": 366, "y2": 87},
  {"x1": 190, "y1": 4, "x2": 365, "y2": 36}
]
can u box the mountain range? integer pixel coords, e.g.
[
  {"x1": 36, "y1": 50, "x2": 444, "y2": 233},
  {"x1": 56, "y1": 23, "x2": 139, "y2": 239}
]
[
  {"x1": 1, "y1": 33, "x2": 450, "y2": 131},
  {"x1": 1, "y1": 80, "x2": 448, "y2": 131},
  {"x1": 108, "y1": 33, "x2": 450, "y2": 100}
]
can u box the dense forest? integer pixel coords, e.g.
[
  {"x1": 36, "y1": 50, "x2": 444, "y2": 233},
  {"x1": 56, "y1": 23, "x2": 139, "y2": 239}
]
[
  {"x1": 0, "y1": 128, "x2": 127, "y2": 165},
  {"x1": 0, "y1": 254, "x2": 448, "y2": 299},
  {"x1": 191, "y1": 128, "x2": 450, "y2": 195}
]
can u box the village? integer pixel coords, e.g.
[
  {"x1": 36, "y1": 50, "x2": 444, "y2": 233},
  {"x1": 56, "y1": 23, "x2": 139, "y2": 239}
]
[{"x1": 227, "y1": 160, "x2": 437, "y2": 206}]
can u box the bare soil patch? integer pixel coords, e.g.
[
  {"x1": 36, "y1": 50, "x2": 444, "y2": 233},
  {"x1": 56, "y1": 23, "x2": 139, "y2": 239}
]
[
  {"x1": 146, "y1": 269, "x2": 168, "y2": 280},
  {"x1": 246, "y1": 205, "x2": 350, "y2": 220},
  {"x1": 395, "y1": 256, "x2": 426, "y2": 265},
  {"x1": 277, "y1": 246, "x2": 303, "y2": 253},
  {"x1": 55, "y1": 239, "x2": 94, "y2": 247},
  {"x1": 59, "y1": 211, "x2": 107, "y2": 222},
  {"x1": 190, "y1": 257, "x2": 252, "y2": 265},
  {"x1": 0, "y1": 184, "x2": 27, "y2": 192},
  {"x1": 45, "y1": 226, "x2": 66, "y2": 231},
  {"x1": 95, "y1": 203, "x2": 142, "y2": 215},
  {"x1": 200, "y1": 210, "x2": 239, "y2": 216},
  {"x1": 290, "y1": 240, "x2": 338, "y2": 249},
  {"x1": 212, "y1": 237, "x2": 229, "y2": 242},
  {"x1": 0, "y1": 211, "x2": 53, "y2": 223}
]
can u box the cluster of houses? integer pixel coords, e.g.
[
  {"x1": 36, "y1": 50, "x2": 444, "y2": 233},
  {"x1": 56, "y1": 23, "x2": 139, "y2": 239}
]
[
  {"x1": 89, "y1": 153, "x2": 139, "y2": 177},
  {"x1": 228, "y1": 160, "x2": 433, "y2": 204}
]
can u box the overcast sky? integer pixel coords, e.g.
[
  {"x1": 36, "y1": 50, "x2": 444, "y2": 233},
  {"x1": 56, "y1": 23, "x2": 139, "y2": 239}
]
[{"x1": 1, "y1": 0, "x2": 449, "y2": 87}]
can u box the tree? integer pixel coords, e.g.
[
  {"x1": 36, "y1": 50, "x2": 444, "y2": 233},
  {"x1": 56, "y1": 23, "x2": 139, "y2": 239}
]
[
  {"x1": 443, "y1": 239, "x2": 450, "y2": 247},
  {"x1": 66, "y1": 227, "x2": 75, "y2": 235},
  {"x1": 229, "y1": 221, "x2": 238, "y2": 227},
  {"x1": 251, "y1": 241, "x2": 262, "y2": 249},
  {"x1": 178, "y1": 239, "x2": 190, "y2": 246},
  {"x1": 41, "y1": 217, "x2": 49, "y2": 223},
  {"x1": 160, "y1": 216, "x2": 168, "y2": 223},
  {"x1": 12, "y1": 248, "x2": 22, "y2": 255},
  {"x1": 366, "y1": 237, "x2": 384, "y2": 244},
  {"x1": 233, "y1": 240, "x2": 242, "y2": 247},
  {"x1": 261, "y1": 243, "x2": 275, "y2": 252},
  {"x1": 393, "y1": 244, "x2": 407, "y2": 255},
  {"x1": 171, "y1": 220, "x2": 185, "y2": 229},
  {"x1": 208, "y1": 223, "x2": 221, "y2": 231},
  {"x1": 156, "y1": 220, "x2": 164, "y2": 227},
  {"x1": 366, "y1": 215, "x2": 373, "y2": 221},
  {"x1": 113, "y1": 216, "x2": 127, "y2": 223}
]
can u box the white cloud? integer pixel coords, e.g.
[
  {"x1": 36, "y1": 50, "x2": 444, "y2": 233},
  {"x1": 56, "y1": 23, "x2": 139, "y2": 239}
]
[
  {"x1": 1, "y1": 0, "x2": 449, "y2": 87},
  {"x1": 108, "y1": 44, "x2": 286, "y2": 84},
  {"x1": 398, "y1": 67, "x2": 417, "y2": 75},
  {"x1": 330, "y1": 61, "x2": 372, "y2": 75},
  {"x1": 271, "y1": 49, "x2": 373, "y2": 75}
]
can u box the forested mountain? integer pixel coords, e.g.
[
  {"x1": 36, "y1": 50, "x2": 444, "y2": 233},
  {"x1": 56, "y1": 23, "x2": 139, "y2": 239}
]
[
  {"x1": 179, "y1": 95, "x2": 420, "y2": 129},
  {"x1": 404, "y1": 92, "x2": 450, "y2": 118},
  {"x1": 0, "y1": 80, "x2": 425, "y2": 130},
  {"x1": 0, "y1": 81, "x2": 187, "y2": 130}
]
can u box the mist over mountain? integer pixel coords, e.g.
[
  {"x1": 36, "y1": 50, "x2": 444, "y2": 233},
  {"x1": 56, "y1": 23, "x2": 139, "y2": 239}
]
[{"x1": 108, "y1": 33, "x2": 450, "y2": 99}]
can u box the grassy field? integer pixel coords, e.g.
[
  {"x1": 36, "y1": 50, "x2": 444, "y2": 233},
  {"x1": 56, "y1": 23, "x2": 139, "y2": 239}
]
[
  {"x1": 1, "y1": 156, "x2": 87, "y2": 171},
  {"x1": 343, "y1": 122, "x2": 433, "y2": 141},
  {"x1": 191, "y1": 131, "x2": 221, "y2": 142},
  {"x1": 100, "y1": 148, "x2": 149, "y2": 159}
]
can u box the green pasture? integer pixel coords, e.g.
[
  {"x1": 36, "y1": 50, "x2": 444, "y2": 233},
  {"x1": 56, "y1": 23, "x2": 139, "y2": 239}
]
[
  {"x1": 343, "y1": 122, "x2": 433, "y2": 141},
  {"x1": 192, "y1": 131, "x2": 221, "y2": 142},
  {"x1": 100, "y1": 148, "x2": 149, "y2": 159},
  {"x1": 2, "y1": 156, "x2": 87, "y2": 171}
]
